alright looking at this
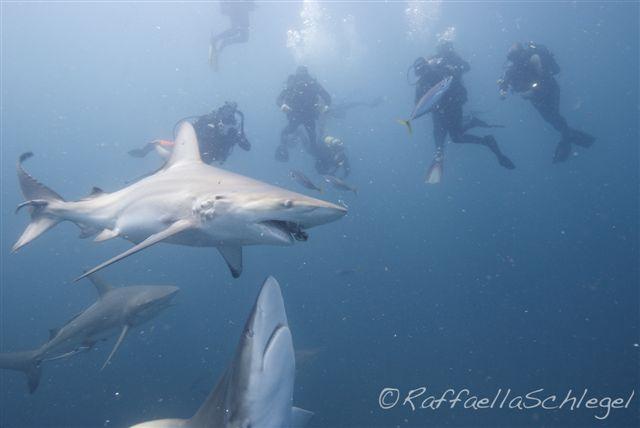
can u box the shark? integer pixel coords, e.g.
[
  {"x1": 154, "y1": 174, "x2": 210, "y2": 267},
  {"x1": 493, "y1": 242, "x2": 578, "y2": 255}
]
[
  {"x1": 0, "y1": 275, "x2": 179, "y2": 393},
  {"x1": 12, "y1": 121, "x2": 347, "y2": 279},
  {"x1": 130, "y1": 276, "x2": 312, "y2": 428}
]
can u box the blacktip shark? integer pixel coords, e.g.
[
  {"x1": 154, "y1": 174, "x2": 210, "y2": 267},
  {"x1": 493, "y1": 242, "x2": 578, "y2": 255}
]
[
  {"x1": 0, "y1": 275, "x2": 179, "y2": 393},
  {"x1": 12, "y1": 122, "x2": 347, "y2": 279},
  {"x1": 130, "y1": 276, "x2": 312, "y2": 428}
]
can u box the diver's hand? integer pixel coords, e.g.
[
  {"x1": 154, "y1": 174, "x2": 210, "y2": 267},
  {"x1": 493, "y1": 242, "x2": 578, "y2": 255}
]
[
  {"x1": 280, "y1": 104, "x2": 292, "y2": 113},
  {"x1": 497, "y1": 79, "x2": 508, "y2": 100}
]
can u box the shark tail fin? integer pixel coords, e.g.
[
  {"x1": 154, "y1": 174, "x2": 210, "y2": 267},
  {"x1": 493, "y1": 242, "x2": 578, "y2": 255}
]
[
  {"x1": 0, "y1": 350, "x2": 42, "y2": 394},
  {"x1": 397, "y1": 119, "x2": 412, "y2": 135},
  {"x1": 13, "y1": 153, "x2": 65, "y2": 252}
]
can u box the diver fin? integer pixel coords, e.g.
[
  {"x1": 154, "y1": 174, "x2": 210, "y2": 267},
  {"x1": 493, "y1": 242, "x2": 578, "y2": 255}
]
[
  {"x1": 567, "y1": 129, "x2": 595, "y2": 148},
  {"x1": 94, "y1": 228, "x2": 120, "y2": 242},
  {"x1": 86, "y1": 274, "x2": 114, "y2": 298},
  {"x1": 498, "y1": 154, "x2": 516, "y2": 170},
  {"x1": 128, "y1": 143, "x2": 156, "y2": 158},
  {"x1": 292, "y1": 407, "x2": 314, "y2": 427},
  {"x1": 218, "y1": 246, "x2": 243, "y2": 278},
  {"x1": 553, "y1": 141, "x2": 572, "y2": 163},
  {"x1": 425, "y1": 160, "x2": 443, "y2": 184},
  {"x1": 75, "y1": 219, "x2": 197, "y2": 282},
  {"x1": 396, "y1": 119, "x2": 412, "y2": 135},
  {"x1": 101, "y1": 324, "x2": 129, "y2": 371}
]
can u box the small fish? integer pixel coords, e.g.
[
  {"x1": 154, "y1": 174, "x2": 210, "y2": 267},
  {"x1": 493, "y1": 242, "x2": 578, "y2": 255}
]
[
  {"x1": 323, "y1": 175, "x2": 357, "y2": 195},
  {"x1": 290, "y1": 170, "x2": 322, "y2": 192},
  {"x1": 398, "y1": 75, "x2": 453, "y2": 135},
  {"x1": 335, "y1": 267, "x2": 360, "y2": 277}
]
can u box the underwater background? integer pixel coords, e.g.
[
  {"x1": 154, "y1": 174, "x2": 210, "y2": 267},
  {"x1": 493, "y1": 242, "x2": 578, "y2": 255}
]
[{"x1": 1, "y1": 1, "x2": 638, "y2": 427}]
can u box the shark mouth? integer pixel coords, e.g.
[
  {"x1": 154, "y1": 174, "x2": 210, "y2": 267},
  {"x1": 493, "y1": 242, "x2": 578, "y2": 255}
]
[{"x1": 262, "y1": 221, "x2": 309, "y2": 242}]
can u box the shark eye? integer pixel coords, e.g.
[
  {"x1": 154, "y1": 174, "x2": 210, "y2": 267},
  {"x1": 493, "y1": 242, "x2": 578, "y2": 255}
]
[{"x1": 283, "y1": 200, "x2": 293, "y2": 208}]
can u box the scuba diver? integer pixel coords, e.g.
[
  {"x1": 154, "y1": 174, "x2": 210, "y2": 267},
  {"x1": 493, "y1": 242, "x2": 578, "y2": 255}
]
[
  {"x1": 313, "y1": 136, "x2": 351, "y2": 178},
  {"x1": 209, "y1": 0, "x2": 255, "y2": 71},
  {"x1": 412, "y1": 41, "x2": 515, "y2": 183},
  {"x1": 192, "y1": 101, "x2": 251, "y2": 164},
  {"x1": 128, "y1": 101, "x2": 250, "y2": 165},
  {"x1": 275, "y1": 66, "x2": 332, "y2": 162},
  {"x1": 498, "y1": 42, "x2": 594, "y2": 163}
]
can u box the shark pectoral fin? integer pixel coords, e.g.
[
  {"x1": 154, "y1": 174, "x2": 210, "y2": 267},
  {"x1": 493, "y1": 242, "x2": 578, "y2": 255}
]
[
  {"x1": 101, "y1": 324, "x2": 129, "y2": 371},
  {"x1": 291, "y1": 407, "x2": 314, "y2": 427},
  {"x1": 217, "y1": 246, "x2": 243, "y2": 278},
  {"x1": 94, "y1": 228, "x2": 120, "y2": 242},
  {"x1": 42, "y1": 346, "x2": 89, "y2": 362},
  {"x1": 75, "y1": 219, "x2": 197, "y2": 282}
]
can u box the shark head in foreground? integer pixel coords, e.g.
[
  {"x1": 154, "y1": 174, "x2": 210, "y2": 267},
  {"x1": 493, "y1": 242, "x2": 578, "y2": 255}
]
[
  {"x1": 13, "y1": 122, "x2": 347, "y2": 279},
  {"x1": 0, "y1": 275, "x2": 179, "y2": 393},
  {"x1": 130, "y1": 276, "x2": 312, "y2": 428}
]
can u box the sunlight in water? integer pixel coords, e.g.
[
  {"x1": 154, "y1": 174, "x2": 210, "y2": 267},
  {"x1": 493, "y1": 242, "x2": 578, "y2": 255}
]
[
  {"x1": 286, "y1": 0, "x2": 363, "y2": 66},
  {"x1": 404, "y1": 0, "x2": 442, "y2": 42}
]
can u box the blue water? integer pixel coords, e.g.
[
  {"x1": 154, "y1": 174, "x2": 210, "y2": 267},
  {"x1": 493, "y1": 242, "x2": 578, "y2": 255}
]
[{"x1": 1, "y1": 2, "x2": 638, "y2": 427}]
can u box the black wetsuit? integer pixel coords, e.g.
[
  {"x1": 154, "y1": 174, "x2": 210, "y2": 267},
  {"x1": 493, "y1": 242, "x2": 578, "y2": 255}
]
[
  {"x1": 313, "y1": 142, "x2": 351, "y2": 178},
  {"x1": 499, "y1": 43, "x2": 593, "y2": 162},
  {"x1": 212, "y1": 1, "x2": 254, "y2": 52},
  {"x1": 276, "y1": 74, "x2": 332, "y2": 160},
  {"x1": 416, "y1": 50, "x2": 513, "y2": 168},
  {"x1": 193, "y1": 107, "x2": 250, "y2": 164}
]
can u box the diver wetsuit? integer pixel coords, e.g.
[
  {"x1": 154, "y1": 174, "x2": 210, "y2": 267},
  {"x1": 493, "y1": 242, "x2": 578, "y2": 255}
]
[
  {"x1": 210, "y1": 1, "x2": 254, "y2": 69},
  {"x1": 415, "y1": 46, "x2": 514, "y2": 172},
  {"x1": 313, "y1": 137, "x2": 351, "y2": 178},
  {"x1": 193, "y1": 102, "x2": 251, "y2": 164},
  {"x1": 276, "y1": 67, "x2": 332, "y2": 161},
  {"x1": 498, "y1": 42, "x2": 594, "y2": 162}
]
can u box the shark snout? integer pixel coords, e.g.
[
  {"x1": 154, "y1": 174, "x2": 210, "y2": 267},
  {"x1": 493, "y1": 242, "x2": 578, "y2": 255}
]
[
  {"x1": 161, "y1": 286, "x2": 180, "y2": 302},
  {"x1": 147, "y1": 286, "x2": 181, "y2": 308},
  {"x1": 293, "y1": 197, "x2": 347, "y2": 228}
]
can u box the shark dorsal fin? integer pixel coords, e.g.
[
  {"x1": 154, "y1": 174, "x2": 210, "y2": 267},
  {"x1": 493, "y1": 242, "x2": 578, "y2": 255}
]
[
  {"x1": 87, "y1": 274, "x2": 113, "y2": 297},
  {"x1": 190, "y1": 277, "x2": 294, "y2": 427},
  {"x1": 166, "y1": 122, "x2": 202, "y2": 168}
]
